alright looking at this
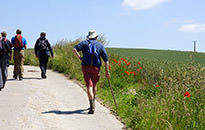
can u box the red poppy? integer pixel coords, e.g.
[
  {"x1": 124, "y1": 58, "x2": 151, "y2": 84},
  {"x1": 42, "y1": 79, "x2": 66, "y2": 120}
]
[
  {"x1": 137, "y1": 69, "x2": 140, "y2": 71},
  {"x1": 114, "y1": 59, "x2": 118, "y2": 63},
  {"x1": 130, "y1": 72, "x2": 134, "y2": 74},
  {"x1": 138, "y1": 62, "x2": 140, "y2": 65},
  {"x1": 155, "y1": 85, "x2": 159, "y2": 87},
  {"x1": 184, "y1": 92, "x2": 191, "y2": 97},
  {"x1": 127, "y1": 62, "x2": 131, "y2": 66},
  {"x1": 121, "y1": 58, "x2": 124, "y2": 60},
  {"x1": 140, "y1": 67, "x2": 142, "y2": 69},
  {"x1": 125, "y1": 71, "x2": 130, "y2": 75},
  {"x1": 109, "y1": 66, "x2": 111, "y2": 70},
  {"x1": 118, "y1": 61, "x2": 121, "y2": 66}
]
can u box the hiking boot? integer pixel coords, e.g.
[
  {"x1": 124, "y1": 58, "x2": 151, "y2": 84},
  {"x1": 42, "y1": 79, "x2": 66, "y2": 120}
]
[
  {"x1": 41, "y1": 73, "x2": 47, "y2": 79},
  {"x1": 88, "y1": 109, "x2": 94, "y2": 114},
  {"x1": 93, "y1": 98, "x2": 95, "y2": 111},
  {"x1": 88, "y1": 99, "x2": 95, "y2": 114},
  {"x1": 13, "y1": 75, "x2": 17, "y2": 79},
  {"x1": 19, "y1": 76, "x2": 23, "y2": 81}
]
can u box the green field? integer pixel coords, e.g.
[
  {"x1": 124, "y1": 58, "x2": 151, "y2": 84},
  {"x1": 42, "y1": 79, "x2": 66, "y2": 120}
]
[
  {"x1": 23, "y1": 39, "x2": 204, "y2": 130},
  {"x1": 106, "y1": 48, "x2": 205, "y2": 66}
]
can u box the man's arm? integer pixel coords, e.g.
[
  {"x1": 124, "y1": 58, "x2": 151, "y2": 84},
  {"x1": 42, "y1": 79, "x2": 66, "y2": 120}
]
[
  {"x1": 72, "y1": 48, "x2": 82, "y2": 62},
  {"x1": 47, "y1": 40, "x2": 54, "y2": 58},
  {"x1": 34, "y1": 40, "x2": 39, "y2": 57},
  {"x1": 23, "y1": 37, "x2": 27, "y2": 49}
]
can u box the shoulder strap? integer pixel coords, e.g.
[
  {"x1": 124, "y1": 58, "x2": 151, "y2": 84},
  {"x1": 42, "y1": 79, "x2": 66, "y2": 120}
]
[
  {"x1": 3, "y1": 38, "x2": 7, "y2": 41},
  {"x1": 87, "y1": 40, "x2": 91, "y2": 44}
]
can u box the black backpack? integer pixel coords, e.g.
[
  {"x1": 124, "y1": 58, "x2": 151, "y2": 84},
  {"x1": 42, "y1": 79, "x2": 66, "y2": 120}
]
[
  {"x1": 38, "y1": 39, "x2": 48, "y2": 51},
  {"x1": 0, "y1": 39, "x2": 6, "y2": 56}
]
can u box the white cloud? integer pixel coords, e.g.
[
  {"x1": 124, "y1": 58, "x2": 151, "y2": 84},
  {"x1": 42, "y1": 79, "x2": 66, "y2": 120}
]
[
  {"x1": 179, "y1": 24, "x2": 205, "y2": 32},
  {"x1": 122, "y1": 0, "x2": 169, "y2": 11}
]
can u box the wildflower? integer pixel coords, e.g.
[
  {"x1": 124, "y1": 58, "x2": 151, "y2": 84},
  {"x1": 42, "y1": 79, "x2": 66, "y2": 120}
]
[
  {"x1": 155, "y1": 85, "x2": 159, "y2": 87},
  {"x1": 114, "y1": 59, "x2": 118, "y2": 63},
  {"x1": 125, "y1": 71, "x2": 130, "y2": 75},
  {"x1": 130, "y1": 72, "x2": 134, "y2": 74},
  {"x1": 140, "y1": 67, "x2": 142, "y2": 69},
  {"x1": 118, "y1": 61, "x2": 121, "y2": 66},
  {"x1": 127, "y1": 62, "x2": 131, "y2": 66},
  {"x1": 137, "y1": 69, "x2": 140, "y2": 71},
  {"x1": 138, "y1": 62, "x2": 140, "y2": 65},
  {"x1": 121, "y1": 58, "x2": 124, "y2": 60},
  {"x1": 109, "y1": 66, "x2": 111, "y2": 70},
  {"x1": 184, "y1": 92, "x2": 191, "y2": 97}
]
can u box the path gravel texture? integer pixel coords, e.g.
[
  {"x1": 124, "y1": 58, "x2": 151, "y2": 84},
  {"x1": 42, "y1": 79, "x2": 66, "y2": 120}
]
[{"x1": 0, "y1": 65, "x2": 124, "y2": 130}]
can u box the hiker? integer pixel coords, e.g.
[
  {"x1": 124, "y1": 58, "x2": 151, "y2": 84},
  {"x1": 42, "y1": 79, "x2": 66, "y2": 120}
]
[
  {"x1": 11, "y1": 29, "x2": 27, "y2": 80},
  {"x1": 72, "y1": 30, "x2": 110, "y2": 114},
  {"x1": 34, "y1": 32, "x2": 54, "y2": 79},
  {"x1": 1, "y1": 32, "x2": 12, "y2": 79},
  {"x1": 0, "y1": 33, "x2": 12, "y2": 91}
]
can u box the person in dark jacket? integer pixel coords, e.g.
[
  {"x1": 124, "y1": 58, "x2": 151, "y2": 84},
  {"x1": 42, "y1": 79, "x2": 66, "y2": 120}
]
[
  {"x1": 1, "y1": 32, "x2": 12, "y2": 67},
  {"x1": 34, "y1": 32, "x2": 54, "y2": 79},
  {"x1": 0, "y1": 33, "x2": 12, "y2": 91}
]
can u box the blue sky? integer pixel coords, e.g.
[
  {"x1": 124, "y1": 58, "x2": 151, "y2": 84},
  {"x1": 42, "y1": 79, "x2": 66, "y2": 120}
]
[{"x1": 1, "y1": 0, "x2": 205, "y2": 52}]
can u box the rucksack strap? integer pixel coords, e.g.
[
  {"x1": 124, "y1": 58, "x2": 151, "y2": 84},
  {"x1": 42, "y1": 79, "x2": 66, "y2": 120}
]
[{"x1": 3, "y1": 38, "x2": 7, "y2": 41}]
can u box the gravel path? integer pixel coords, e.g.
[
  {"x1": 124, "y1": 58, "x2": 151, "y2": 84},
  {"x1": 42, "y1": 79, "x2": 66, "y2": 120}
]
[{"x1": 0, "y1": 65, "x2": 124, "y2": 130}]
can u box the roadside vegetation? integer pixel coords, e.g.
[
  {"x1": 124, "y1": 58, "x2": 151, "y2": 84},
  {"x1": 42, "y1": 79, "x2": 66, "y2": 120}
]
[{"x1": 22, "y1": 38, "x2": 204, "y2": 130}]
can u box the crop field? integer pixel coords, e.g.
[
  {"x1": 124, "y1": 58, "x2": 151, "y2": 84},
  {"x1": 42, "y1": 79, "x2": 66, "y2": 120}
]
[
  {"x1": 23, "y1": 39, "x2": 204, "y2": 130},
  {"x1": 106, "y1": 48, "x2": 205, "y2": 66}
]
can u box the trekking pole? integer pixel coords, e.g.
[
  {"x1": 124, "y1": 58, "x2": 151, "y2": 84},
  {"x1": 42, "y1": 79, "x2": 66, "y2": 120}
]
[{"x1": 107, "y1": 77, "x2": 118, "y2": 109}]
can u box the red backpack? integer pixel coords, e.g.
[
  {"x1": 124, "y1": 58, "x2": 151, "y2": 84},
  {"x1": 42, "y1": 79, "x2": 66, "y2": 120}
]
[{"x1": 14, "y1": 35, "x2": 23, "y2": 48}]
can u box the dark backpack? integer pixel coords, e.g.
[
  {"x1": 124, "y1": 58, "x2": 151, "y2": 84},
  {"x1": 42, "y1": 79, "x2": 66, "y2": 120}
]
[
  {"x1": 14, "y1": 35, "x2": 24, "y2": 49},
  {"x1": 38, "y1": 39, "x2": 48, "y2": 51},
  {"x1": 85, "y1": 40, "x2": 100, "y2": 66},
  {"x1": 0, "y1": 39, "x2": 7, "y2": 56}
]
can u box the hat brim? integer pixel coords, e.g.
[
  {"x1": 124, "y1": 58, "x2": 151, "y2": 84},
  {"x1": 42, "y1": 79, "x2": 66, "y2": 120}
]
[{"x1": 87, "y1": 34, "x2": 98, "y2": 39}]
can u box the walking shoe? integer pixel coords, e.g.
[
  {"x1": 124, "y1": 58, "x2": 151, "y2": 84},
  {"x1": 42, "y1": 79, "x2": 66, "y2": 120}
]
[
  {"x1": 88, "y1": 99, "x2": 95, "y2": 114},
  {"x1": 88, "y1": 109, "x2": 94, "y2": 114},
  {"x1": 13, "y1": 75, "x2": 17, "y2": 79},
  {"x1": 41, "y1": 73, "x2": 47, "y2": 79},
  {"x1": 19, "y1": 76, "x2": 23, "y2": 81},
  {"x1": 93, "y1": 98, "x2": 95, "y2": 111}
]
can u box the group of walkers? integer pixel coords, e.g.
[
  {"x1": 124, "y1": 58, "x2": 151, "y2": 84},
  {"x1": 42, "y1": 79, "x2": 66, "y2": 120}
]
[
  {"x1": 0, "y1": 29, "x2": 110, "y2": 114},
  {"x1": 0, "y1": 29, "x2": 54, "y2": 91}
]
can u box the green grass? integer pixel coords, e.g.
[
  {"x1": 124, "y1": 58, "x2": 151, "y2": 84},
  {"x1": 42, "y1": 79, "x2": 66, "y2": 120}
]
[
  {"x1": 23, "y1": 38, "x2": 205, "y2": 130},
  {"x1": 107, "y1": 48, "x2": 205, "y2": 66}
]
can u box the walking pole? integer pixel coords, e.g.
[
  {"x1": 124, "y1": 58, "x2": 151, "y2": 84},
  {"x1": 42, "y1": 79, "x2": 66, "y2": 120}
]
[{"x1": 107, "y1": 77, "x2": 118, "y2": 109}]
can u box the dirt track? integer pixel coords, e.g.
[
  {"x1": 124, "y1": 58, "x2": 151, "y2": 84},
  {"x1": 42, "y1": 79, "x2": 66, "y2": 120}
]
[{"x1": 0, "y1": 66, "x2": 124, "y2": 130}]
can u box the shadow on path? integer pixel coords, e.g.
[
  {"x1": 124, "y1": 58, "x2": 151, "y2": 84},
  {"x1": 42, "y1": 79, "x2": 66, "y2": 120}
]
[
  {"x1": 42, "y1": 108, "x2": 89, "y2": 115},
  {"x1": 7, "y1": 77, "x2": 42, "y2": 81}
]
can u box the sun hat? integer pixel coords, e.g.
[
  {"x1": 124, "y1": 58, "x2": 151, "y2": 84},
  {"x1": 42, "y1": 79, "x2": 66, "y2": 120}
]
[{"x1": 87, "y1": 30, "x2": 98, "y2": 39}]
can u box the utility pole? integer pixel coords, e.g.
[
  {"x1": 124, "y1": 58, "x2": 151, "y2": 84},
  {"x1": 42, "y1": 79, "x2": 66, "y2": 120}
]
[{"x1": 193, "y1": 41, "x2": 197, "y2": 52}]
